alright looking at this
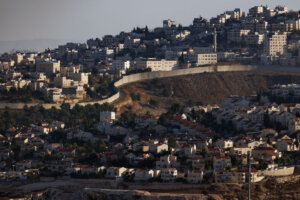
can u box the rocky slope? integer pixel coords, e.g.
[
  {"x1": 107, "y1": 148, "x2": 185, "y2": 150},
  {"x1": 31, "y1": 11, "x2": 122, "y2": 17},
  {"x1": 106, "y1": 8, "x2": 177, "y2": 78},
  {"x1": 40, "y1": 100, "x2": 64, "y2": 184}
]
[{"x1": 115, "y1": 71, "x2": 300, "y2": 115}]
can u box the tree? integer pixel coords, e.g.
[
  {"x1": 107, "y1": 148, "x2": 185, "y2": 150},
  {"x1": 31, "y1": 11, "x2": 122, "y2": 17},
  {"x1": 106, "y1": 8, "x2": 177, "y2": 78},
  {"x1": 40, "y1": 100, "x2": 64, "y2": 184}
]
[
  {"x1": 168, "y1": 136, "x2": 176, "y2": 149},
  {"x1": 264, "y1": 110, "x2": 270, "y2": 128},
  {"x1": 178, "y1": 52, "x2": 184, "y2": 63},
  {"x1": 149, "y1": 98, "x2": 159, "y2": 107},
  {"x1": 145, "y1": 26, "x2": 149, "y2": 34},
  {"x1": 168, "y1": 103, "x2": 184, "y2": 114},
  {"x1": 120, "y1": 110, "x2": 136, "y2": 127},
  {"x1": 91, "y1": 67, "x2": 99, "y2": 75}
]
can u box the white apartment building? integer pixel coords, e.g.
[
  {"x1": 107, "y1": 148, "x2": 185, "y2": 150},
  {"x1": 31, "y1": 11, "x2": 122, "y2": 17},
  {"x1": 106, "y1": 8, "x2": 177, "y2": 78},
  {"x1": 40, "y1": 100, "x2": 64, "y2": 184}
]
[
  {"x1": 112, "y1": 60, "x2": 131, "y2": 74},
  {"x1": 193, "y1": 53, "x2": 217, "y2": 66},
  {"x1": 36, "y1": 61, "x2": 60, "y2": 73},
  {"x1": 156, "y1": 155, "x2": 179, "y2": 169},
  {"x1": 135, "y1": 59, "x2": 178, "y2": 71},
  {"x1": 264, "y1": 32, "x2": 287, "y2": 56}
]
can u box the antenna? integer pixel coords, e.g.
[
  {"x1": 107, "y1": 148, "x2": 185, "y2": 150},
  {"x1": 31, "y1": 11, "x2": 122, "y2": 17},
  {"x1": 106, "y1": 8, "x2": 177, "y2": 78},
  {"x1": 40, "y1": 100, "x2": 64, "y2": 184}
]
[{"x1": 214, "y1": 28, "x2": 217, "y2": 53}]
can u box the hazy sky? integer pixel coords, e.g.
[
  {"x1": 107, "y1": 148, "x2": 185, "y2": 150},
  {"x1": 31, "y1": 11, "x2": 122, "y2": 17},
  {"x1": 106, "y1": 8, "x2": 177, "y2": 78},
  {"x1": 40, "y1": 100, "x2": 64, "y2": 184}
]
[{"x1": 0, "y1": 0, "x2": 299, "y2": 42}]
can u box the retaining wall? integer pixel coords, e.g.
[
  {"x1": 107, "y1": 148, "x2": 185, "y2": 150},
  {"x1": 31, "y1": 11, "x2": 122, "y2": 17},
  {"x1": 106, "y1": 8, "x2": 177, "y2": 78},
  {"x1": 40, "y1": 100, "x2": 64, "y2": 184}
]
[
  {"x1": 263, "y1": 167, "x2": 295, "y2": 177},
  {"x1": 1, "y1": 64, "x2": 300, "y2": 110}
]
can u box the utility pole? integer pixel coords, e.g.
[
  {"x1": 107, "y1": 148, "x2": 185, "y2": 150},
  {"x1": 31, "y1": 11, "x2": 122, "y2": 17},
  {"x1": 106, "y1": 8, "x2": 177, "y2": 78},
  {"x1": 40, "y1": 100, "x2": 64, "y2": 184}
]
[
  {"x1": 247, "y1": 151, "x2": 251, "y2": 200},
  {"x1": 214, "y1": 28, "x2": 217, "y2": 53}
]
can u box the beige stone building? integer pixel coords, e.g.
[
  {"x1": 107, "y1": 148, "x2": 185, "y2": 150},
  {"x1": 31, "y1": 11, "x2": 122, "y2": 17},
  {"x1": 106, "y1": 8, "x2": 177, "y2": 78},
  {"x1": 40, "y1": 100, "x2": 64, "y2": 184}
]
[
  {"x1": 54, "y1": 77, "x2": 73, "y2": 88},
  {"x1": 69, "y1": 73, "x2": 89, "y2": 85},
  {"x1": 264, "y1": 32, "x2": 287, "y2": 56},
  {"x1": 36, "y1": 61, "x2": 60, "y2": 73},
  {"x1": 186, "y1": 53, "x2": 217, "y2": 66},
  {"x1": 12, "y1": 53, "x2": 24, "y2": 64},
  {"x1": 135, "y1": 59, "x2": 178, "y2": 71}
]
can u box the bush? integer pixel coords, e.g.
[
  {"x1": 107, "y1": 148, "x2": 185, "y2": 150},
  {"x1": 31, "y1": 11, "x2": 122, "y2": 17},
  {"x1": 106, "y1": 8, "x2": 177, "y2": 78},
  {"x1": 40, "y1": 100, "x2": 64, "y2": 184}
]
[
  {"x1": 130, "y1": 92, "x2": 141, "y2": 101},
  {"x1": 149, "y1": 98, "x2": 159, "y2": 107}
]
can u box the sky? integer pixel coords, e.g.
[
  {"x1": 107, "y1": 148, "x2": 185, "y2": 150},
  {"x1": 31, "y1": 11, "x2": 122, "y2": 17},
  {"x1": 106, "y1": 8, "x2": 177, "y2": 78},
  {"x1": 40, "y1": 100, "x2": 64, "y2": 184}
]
[{"x1": 0, "y1": 0, "x2": 299, "y2": 42}]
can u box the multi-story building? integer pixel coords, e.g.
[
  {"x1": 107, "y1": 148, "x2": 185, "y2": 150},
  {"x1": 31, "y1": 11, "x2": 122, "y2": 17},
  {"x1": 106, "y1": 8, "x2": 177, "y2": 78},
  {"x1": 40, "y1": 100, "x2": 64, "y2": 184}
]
[
  {"x1": 111, "y1": 60, "x2": 131, "y2": 74},
  {"x1": 249, "y1": 6, "x2": 264, "y2": 16},
  {"x1": 192, "y1": 16, "x2": 208, "y2": 30},
  {"x1": 54, "y1": 77, "x2": 75, "y2": 88},
  {"x1": 135, "y1": 59, "x2": 178, "y2": 71},
  {"x1": 44, "y1": 88, "x2": 64, "y2": 103},
  {"x1": 12, "y1": 53, "x2": 24, "y2": 64},
  {"x1": 213, "y1": 156, "x2": 232, "y2": 170},
  {"x1": 194, "y1": 53, "x2": 217, "y2": 66},
  {"x1": 163, "y1": 19, "x2": 178, "y2": 28},
  {"x1": 36, "y1": 61, "x2": 60, "y2": 73},
  {"x1": 225, "y1": 8, "x2": 245, "y2": 20},
  {"x1": 227, "y1": 29, "x2": 251, "y2": 44},
  {"x1": 255, "y1": 21, "x2": 268, "y2": 33},
  {"x1": 69, "y1": 73, "x2": 89, "y2": 85},
  {"x1": 246, "y1": 32, "x2": 264, "y2": 46},
  {"x1": 263, "y1": 32, "x2": 287, "y2": 56},
  {"x1": 100, "y1": 111, "x2": 116, "y2": 123},
  {"x1": 124, "y1": 37, "x2": 141, "y2": 48},
  {"x1": 156, "y1": 155, "x2": 179, "y2": 169}
]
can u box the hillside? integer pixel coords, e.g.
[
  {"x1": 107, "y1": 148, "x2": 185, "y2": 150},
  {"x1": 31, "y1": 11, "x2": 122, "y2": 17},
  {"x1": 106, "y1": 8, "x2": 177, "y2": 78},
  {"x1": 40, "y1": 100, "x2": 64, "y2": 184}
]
[{"x1": 114, "y1": 71, "x2": 300, "y2": 115}]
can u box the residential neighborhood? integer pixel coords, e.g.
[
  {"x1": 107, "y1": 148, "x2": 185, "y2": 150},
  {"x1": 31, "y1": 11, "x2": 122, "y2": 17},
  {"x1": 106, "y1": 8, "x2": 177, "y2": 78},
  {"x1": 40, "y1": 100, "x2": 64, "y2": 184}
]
[
  {"x1": 1, "y1": 3, "x2": 300, "y2": 199},
  {"x1": 0, "y1": 86, "x2": 300, "y2": 185}
]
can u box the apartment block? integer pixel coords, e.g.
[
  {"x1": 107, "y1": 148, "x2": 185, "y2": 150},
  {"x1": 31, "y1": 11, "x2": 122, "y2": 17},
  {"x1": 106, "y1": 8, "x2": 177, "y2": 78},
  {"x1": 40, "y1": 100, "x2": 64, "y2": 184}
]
[
  {"x1": 264, "y1": 32, "x2": 287, "y2": 56},
  {"x1": 135, "y1": 59, "x2": 178, "y2": 71},
  {"x1": 36, "y1": 61, "x2": 60, "y2": 73}
]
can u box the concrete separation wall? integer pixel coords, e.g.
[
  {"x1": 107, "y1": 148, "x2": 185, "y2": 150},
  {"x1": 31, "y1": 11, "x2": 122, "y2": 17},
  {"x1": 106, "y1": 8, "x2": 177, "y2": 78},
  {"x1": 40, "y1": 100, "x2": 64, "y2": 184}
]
[{"x1": 1, "y1": 64, "x2": 300, "y2": 110}]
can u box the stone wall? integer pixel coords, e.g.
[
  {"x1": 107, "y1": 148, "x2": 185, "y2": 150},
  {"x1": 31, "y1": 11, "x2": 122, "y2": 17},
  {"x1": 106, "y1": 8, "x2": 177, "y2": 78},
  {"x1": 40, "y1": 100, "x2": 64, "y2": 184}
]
[{"x1": 1, "y1": 64, "x2": 300, "y2": 110}]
